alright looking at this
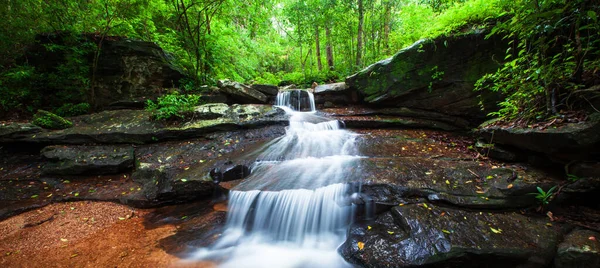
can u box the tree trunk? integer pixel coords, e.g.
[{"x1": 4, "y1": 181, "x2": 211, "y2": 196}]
[
  {"x1": 356, "y1": 0, "x2": 364, "y2": 67},
  {"x1": 383, "y1": 0, "x2": 391, "y2": 53},
  {"x1": 315, "y1": 25, "x2": 322, "y2": 71},
  {"x1": 325, "y1": 24, "x2": 334, "y2": 70}
]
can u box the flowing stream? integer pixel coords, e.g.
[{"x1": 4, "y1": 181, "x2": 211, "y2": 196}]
[{"x1": 192, "y1": 90, "x2": 361, "y2": 267}]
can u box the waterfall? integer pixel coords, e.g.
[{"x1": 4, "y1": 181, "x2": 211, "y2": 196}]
[{"x1": 191, "y1": 90, "x2": 359, "y2": 267}]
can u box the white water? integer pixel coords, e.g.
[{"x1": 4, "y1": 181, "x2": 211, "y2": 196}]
[{"x1": 190, "y1": 90, "x2": 359, "y2": 267}]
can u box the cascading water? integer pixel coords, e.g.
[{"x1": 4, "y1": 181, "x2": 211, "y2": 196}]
[{"x1": 191, "y1": 90, "x2": 360, "y2": 267}]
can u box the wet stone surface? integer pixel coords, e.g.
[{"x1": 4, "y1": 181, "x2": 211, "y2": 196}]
[{"x1": 341, "y1": 204, "x2": 562, "y2": 268}]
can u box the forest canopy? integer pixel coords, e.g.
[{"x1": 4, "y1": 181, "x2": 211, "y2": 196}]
[{"x1": 1, "y1": 0, "x2": 599, "y2": 123}]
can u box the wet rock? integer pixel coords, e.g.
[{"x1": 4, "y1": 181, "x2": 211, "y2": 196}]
[
  {"x1": 340, "y1": 204, "x2": 561, "y2": 267},
  {"x1": 250, "y1": 84, "x2": 279, "y2": 96},
  {"x1": 41, "y1": 145, "x2": 134, "y2": 175},
  {"x1": 210, "y1": 164, "x2": 251, "y2": 182},
  {"x1": 131, "y1": 162, "x2": 216, "y2": 205},
  {"x1": 555, "y1": 229, "x2": 600, "y2": 268},
  {"x1": 569, "y1": 162, "x2": 600, "y2": 178},
  {"x1": 353, "y1": 157, "x2": 558, "y2": 209},
  {"x1": 477, "y1": 113, "x2": 600, "y2": 163},
  {"x1": 217, "y1": 80, "x2": 268, "y2": 104},
  {"x1": 341, "y1": 116, "x2": 460, "y2": 131},
  {"x1": 346, "y1": 31, "x2": 505, "y2": 120},
  {"x1": 475, "y1": 140, "x2": 526, "y2": 162},
  {"x1": 0, "y1": 104, "x2": 287, "y2": 145},
  {"x1": 324, "y1": 106, "x2": 471, "y2": 130},
  {"x1": 314, "y1": 82, "x2": 358, "y2": 108},
  {"x1": 0, "y1": 123, "x2": 43, "y2": 142}
]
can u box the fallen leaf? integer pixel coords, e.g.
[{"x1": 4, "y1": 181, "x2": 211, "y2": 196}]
[
  {"x1": 490, "y1": 227, "x2": 502, "y2": 234},
  {"x1": 507, "y1": 184, "x2": 514, "y2": 189},
  {"x1": 60, "y1": 238, "x2": 68, "y2": 242},
  {"x1": 357, "y1": 242, "x2": 365, "y2": 250},
  {"x1": 387, "y1": 231, "x2": 395, "y2": 234},
  {"x1": 589, "y1": 236, "x2": 596, "y2": 241},
  {"x1": 30, "y1": 195, "x2": 38, "y2": 199},
  {"x1": 475, "y1": 190, "x2": 485, "y2": 194},
  {"x1": 423, "y1": 203, "x2": 429, "y2": 209},
  {"x1": 440, "y1": 212, "x2": 446, "y2": 216},
  {"x1": 181, "y1": 179, "x2": 188, "y2": 182},
  {"x1": 546, "y1": 223, "x2": 553, "y2": 227},
  {"x1": 442, "y1": 229, "x2": 451, "y2": 234},
  {"x1": 445, "y1": 180, "x2": 450, "y2": 185},
  {"x1": 367, "y1": 226, "x2": 372, "y2": 230},
  {"x1": 70, "y1": 253, "x2": 78, "y2": 258},
  {"x1": 118, "y1": 217, "x2": 126, "y2": 220}
]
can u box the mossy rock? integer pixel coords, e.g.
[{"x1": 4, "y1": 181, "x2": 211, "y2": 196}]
[{"x1": 32, "y1": 110, "x2": 73, "y2": 130}]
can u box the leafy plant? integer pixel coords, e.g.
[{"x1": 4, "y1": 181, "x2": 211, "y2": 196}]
[
  {"x1": 54, "y1": 103, "x2": 91, "y2": 117},
  {"x1": 146, "y1": 92, "x2": 201, "y2": 121},
  {"x1": 566, "y1": 174, "x2": 581, "y2": 182},
  {"x1": 476, "y1": 0, "x2": 600, "y2": 122},
  {"x1": 530, "y1": 186, "x2": 558, "y2": 205}
]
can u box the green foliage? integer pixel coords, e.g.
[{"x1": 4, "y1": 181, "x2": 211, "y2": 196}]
[
  {"x1": 530, "y1": 186, "x2": 557, "y2": 206},
  {"x1": 0, "y1": 33, "x2": 93, "y2": 116},
  {"x1": 54, "y1": 103, "x2": 91, "y2": 117},
  {"x1": 567, "y1": 174, "x2": 581, "y2": 182},
  {"x1": 32, "y1": 110, "x2": 73, "y2": 130},
  {"x1": 476, "y1": 0, "x2": 600, "y2": 121},
  {"x1": 146, "y1": 92, "x2": 201, "y2": 121}
]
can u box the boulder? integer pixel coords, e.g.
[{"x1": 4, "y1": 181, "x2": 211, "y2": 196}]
[
  {"x1": 130, "y1": 162, "x2": 216, "y2": 204},
  {"x1": 24, "y1": 33, "x2": 186, "y2": 109},
  {"x1": 250, "y1": 84, "x2": 279, "y2": 96},
  {"x1": 41, "y1": 145, "x2": 135, "y2": 175},
  {"x1": 217, "y1": 80, "x2": 268, "y2": 104},
  {"x1": 314, "y1": 82, "x2": 349, "y2": 94},
  {"x1": 555, "y1": 229, "x2": 600, "y2": 268},
  {"x1": 314, "y1": 82, "x2": 358, "y2": 108},
  {"x1": 346, "y1": 30, "x2": 506, "y2": 121},
  {"x1": 340, "y1": 204, "x2": 562, "y2": 267},
  {"x1": 477, "y1": 113, "x2": 600, "y2": 162}
]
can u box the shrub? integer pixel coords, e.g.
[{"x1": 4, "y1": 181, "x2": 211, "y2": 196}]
[
  {"x1": 54, "y1": 103, "x2": 91, "y2": 117},
  {"x1": 32, "y1": 110, "x2": 73, "y2": 129},
  {"x1": 146, "y1": 92, "x2": 201, "y2": 120}
]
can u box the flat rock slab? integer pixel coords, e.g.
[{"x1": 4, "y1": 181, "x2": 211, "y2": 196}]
[
  {"x1": 41, "y1": 145, "x2": 135, "y2": 175},
  {"x1": 555, "y1": 229, "x2": 600, "y2": 268},
  {"x1": 0, "y1": 104, "x2": 287, "y2": 145},
  {"x1": 341, "y1": 204, "x2": 562, "y2": 267},
  {"x1": 477, "y1": 113, "x2": 600, "y2": 160},
  {"x1": 354, "y1": 157, "x2": 558, "y2": 209}
]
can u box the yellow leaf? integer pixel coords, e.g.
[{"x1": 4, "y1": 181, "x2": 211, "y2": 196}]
[
  {"x1": 490, "y1": 227, "x2": 502, "y2": 234},
  {"x1": 399, "y1": 203, "x2": 405, "y2": 206},
  {"x1": 442, "y1": 229, "x2": 451, "y2": 234},
  {"x1": 367, "y1": 226, "x2": 372, "y2": 230},
  {"x1": 60, "y1": 238, "x2": 68, "y2": 242},
  {"x1": 445, "y1": 180, "x2": 450, "y2": 185},
  {"x1": 475, "y1": 190, "x2": 485, "y2": 194},
  {"x1": 357, "y1": 242, "x2": 365, "y2": 250},
  {"x1": 387, "y1": 231, "x2": 395, "y2": 234},
  {"x1": 507, "y1": 184, "x2": 513, "y2": 189},
  {"x1": 423, "y1": 203, "x2": 429, "y2": 208},
  {"x1": 546, "y1": 223, "x2": 553, "y2": 227}
]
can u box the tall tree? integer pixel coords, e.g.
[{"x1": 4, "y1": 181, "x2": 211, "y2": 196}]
[{"x1": 356, "y1": 0, "x2": 364, "y2": 67}]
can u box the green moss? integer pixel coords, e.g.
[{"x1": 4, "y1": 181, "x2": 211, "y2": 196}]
[{"x1": 32, "y1": 110, "x2": 73, "y2": 130}]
